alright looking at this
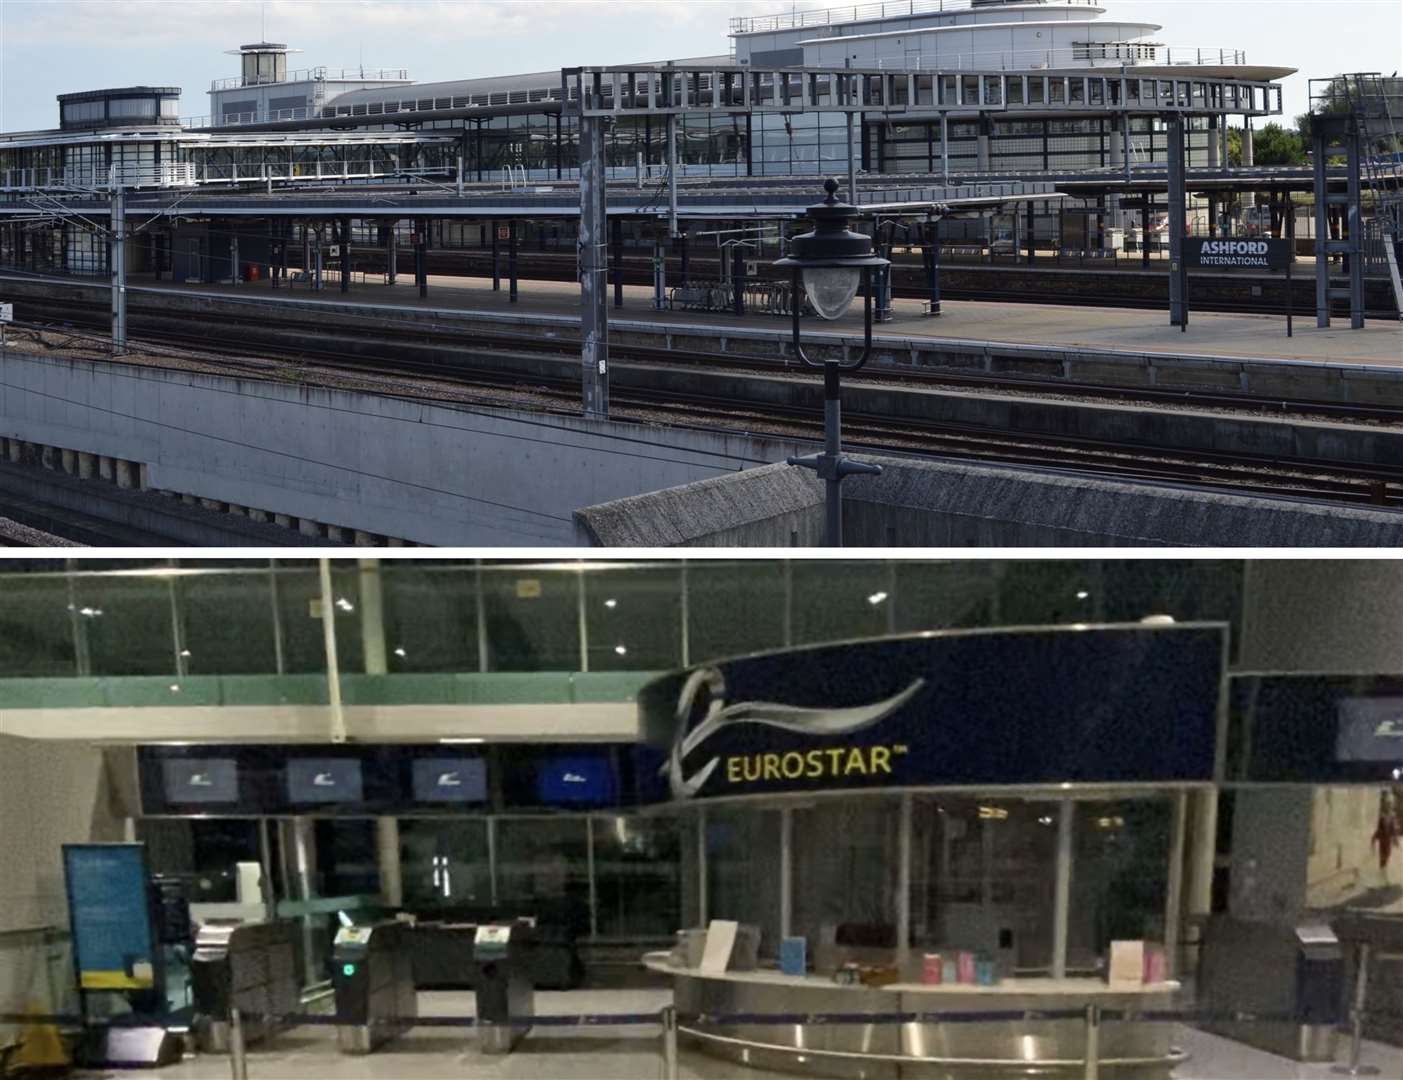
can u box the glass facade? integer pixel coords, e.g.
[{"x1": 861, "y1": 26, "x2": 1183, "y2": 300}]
[{"x1": 0, "y1": 559, "x2": 1247, "y2": 679}]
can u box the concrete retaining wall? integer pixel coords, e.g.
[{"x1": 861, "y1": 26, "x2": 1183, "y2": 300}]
[
  {"x1": 576, "y1": 459, "x2": 1403, "y2": 547},
  {"x1": 0, "y1": 349, "x2": 806, "y2": 545}
]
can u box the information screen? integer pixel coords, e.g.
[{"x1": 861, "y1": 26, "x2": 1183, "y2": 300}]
[
  {"x1": 411, "y1": 757, "x2": 487, "y2": 803},
  {"x1": 63, "y1": 844, "x2": 157, "y2": 991},
  {"x1": 286, "y1": 758, "x2": 363, "y2": 804},
  {"x1": 1336, "y1": 697, "x2": 1403, "y2": 762},
  {"x1": 537, "y1": 754, "x2": 616, "y2": 806},
  {"x1": 161, "y1": 758, "x2": 238, "y2": 804}
]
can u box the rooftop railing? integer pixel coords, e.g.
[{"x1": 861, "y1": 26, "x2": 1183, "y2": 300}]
[
  {"x1": 730, "y1": 0, "x2": 1099, "y2": 36},
  {"x1": 869, "y1": 45, "x2": 1247, "y2": 70},
  {"x1": 209, "y1": 66, "x2": 410, "y2": 92}
]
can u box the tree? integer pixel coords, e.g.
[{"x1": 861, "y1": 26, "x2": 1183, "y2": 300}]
[{"x1": 1250, "y1": 122, "x2": 1308, "y2": 166}]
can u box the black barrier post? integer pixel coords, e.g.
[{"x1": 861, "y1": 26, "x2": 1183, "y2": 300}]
[
  {"x1": 733, "y1": 246, "x2": 745, "y2": 316},
  {"x1": 612, "y1": 217, "x2": 623, "y2": 308},
  {"x1": 491, "y1": 220, "x2": 501, "y2": 291},
  {"x1": 660, "y1": 1004, "x2": 679, "y2": 1080},
  {"x1": 230, "y1": 1006, "x2": 249, "y2": 1080},
  {"x1": 1083, "y1": 1003, "x2": 1100, "y2": 1080},
  {"x1": 509, "y1": 219, "x2": 518, "y2": 304},
  {"x1": 1286, "y1": 257, "x2": 1294, "y2": 338}
]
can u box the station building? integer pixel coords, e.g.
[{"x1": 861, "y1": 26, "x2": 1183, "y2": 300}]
[
  {"x1": 0, "y1": 0, "x2": 1297, "y2": 280},
  {"x1": 0, "y1": 558, "x2": 1401, "y2": 1078}
]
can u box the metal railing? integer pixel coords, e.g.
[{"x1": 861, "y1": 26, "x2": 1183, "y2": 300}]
[
  {"x1": 869, "y1": 46, "x2": 1248, "y2": 71},
  {"x1": 0, "y1": 163, "x2": 197, "y2": 191},
  {"x1": 210, "y1": 67, "x2": 409, "y2": 92},
  {"x1": 730, "y1": 0, "x2": 1098, "y2": 35}
]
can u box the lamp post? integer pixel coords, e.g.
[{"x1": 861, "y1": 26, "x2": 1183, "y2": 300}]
[{"x1": 775, "y1": 178, "x2": 890, "y2": 548}]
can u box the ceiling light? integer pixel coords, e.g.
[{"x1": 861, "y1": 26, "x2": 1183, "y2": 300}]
[
  {"x1": 440, "y1": 737, "x2": 484, "y2": 745},
  {"x1": 1076, "y1": 590, "x2": 1089, "y2": 600},
  {"x1": 169, "y1": 684, "x2": 181, "y2": 693},
  {"x1": 867, "y1": 591, "x2": 888, "y2": 605},
  {"x1": 335, "y1": 597, "x2": 354, "y2": 612},
  {"x1": 604, "y1": 598, "x2": 618, "y2": 609},
  {"x1": 393, "y1": 647, "x2": 407, "y2": 657},
  {"x1": 179, "y1": 649, "x2": 191, "y2": 657},
  {"x1": 614, "y1": 644, "x2": 628, "y2": 656}
]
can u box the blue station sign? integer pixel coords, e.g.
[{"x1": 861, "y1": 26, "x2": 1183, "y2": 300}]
[{"x1": 638, "y1": 625, "x2": 1227, "y2": 800}]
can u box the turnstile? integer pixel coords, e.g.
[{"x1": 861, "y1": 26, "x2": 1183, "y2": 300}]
[
  {"x1": 331, "y1": 922, "x2": 418, "y2": 1054},
  {"x1": 473, "y1": 924, "x2": 535, "y2": 1054},
  {"x1": 1198, "y1": 916, "x2": 1343, "y2": 1061},
  {"x1": 190, "y1": 919, "x2": 300, "y2": 1053}
]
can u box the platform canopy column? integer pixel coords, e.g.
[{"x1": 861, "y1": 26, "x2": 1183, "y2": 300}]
[
  {"x1": 340, "y1": 217, "x2": 351, "y2": 294},
  {"x1": 1166, "y1": 114, "x2": 1188, "y2": 327},
  {"x1": 578, "y1": 72, "x2": 610, "y2": 419}
]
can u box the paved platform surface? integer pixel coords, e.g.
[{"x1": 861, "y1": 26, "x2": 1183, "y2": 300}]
[
  {"x1": 121, "y1": 271, "x2": 1403, "y2": 368},
  {"x1": 66, "y1": 989, "x2": 1403, "y2": 1080}
]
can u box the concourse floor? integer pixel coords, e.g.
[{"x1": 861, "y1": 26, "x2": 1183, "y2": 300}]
[
  {"x1": 129, "y1": 270, "x2": 1403, "y2": 368},
  {"x1": 68, "y1": 989, "x2": 1403, "y2": 1080}
]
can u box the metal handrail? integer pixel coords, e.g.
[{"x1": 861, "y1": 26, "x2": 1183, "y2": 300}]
[
  {"x1": 730, "y1": 0, "x2": 1098, "y2": 35},
  {"x1": 868, "y1": 46, "x2": 1248, "y2": 71},
  {"x1": 210, "y1": 67, "x2": 409, "y2": 91},
  {"x1": 679, "y1": 1024, "x2": 1190, "y2": 1069}
]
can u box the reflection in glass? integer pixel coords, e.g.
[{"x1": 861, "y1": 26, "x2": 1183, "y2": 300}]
[
  {"x1": 0, "y1": 575, "x2": 77, "y2": 675},
  {"x1": 480, "y1": 567, "x2": 580, "y2": 671},
  {"x1": 400, "y1": 819, "x2": 491, "y2": 907},
  {"x1": 686, "y1": 561, "x2": 787, "y2": 663},
  {"x1": 496, "y1": 818, "x2": 591, "y2": 936},
  {"x1": 380, "y1": 564, "x2": 479, "y2": 673},
  {"x1": 72, "y1": 573, "x2": 176, "y2": 676},
  {"x1": 791, "y1": 561, "x2": 893, "y2": 645},
  {"x1": 177, "y1": 567, "x2": 279, "y2": 674},
  {"x1": 593, "y1": 815, "x2": 683, "y2": 938},
  {"x1": 584, "y1": 567, "x2": 681, "y2": 671},
  {"x1": 707, "y1": 807, "x2": 781, "y2": 956},
  {"x1": 911, "y1": 796, "x2": 1059, "y2": 973}
]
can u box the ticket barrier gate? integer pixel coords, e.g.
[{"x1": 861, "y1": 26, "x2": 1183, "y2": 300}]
[
  {"x1": 1198, "y1": 916, "x2": 1344, "y2": 1061},
  {"x1": 190, "y1": 920, "x2": 300, "y2": 1053},
  {"x1": 331, "y1": 922, "x2": 417, "y2": 1054},
  {"x1": 474, "y1": 924, "x2": 535, "y2": 1054}
]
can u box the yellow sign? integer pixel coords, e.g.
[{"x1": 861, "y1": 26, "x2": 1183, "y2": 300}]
[
  {"x1": 725, "y1": 744, "x2": 908, "y2": 784},
  {"x1": 515, "y1": 578, "x2": 542, "y2": 599}
]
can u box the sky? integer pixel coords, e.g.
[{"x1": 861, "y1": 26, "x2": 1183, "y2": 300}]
[{"x1": 2, "y1": 0, "x2": 1399, "y2": 133}]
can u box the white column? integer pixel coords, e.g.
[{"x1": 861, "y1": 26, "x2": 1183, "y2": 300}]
[
  {"x1": 1164, "y1": 791, "x2": 1188, "y2": 979},
  {"x1": 358, "y1": 558, "x2": 387, "y2": 675},
  {"x1": 377, "y1": 817, "x2": 402, "y2": 907},
  {"x1": 697, "y1": 808, "x2": 709, "y2": 926},
  {"x1": 896, "y1": 793, "x2": 912, "y2": 973},
  {"x1": 319, "y1": 558, "x2": 348, "y2": 743},
  {"x1": 1052, "y1": 799, "x2": 1074, "y2": 979},
  {"x1": 779, "y1": 807, "x2": 793, "y2": 940}
]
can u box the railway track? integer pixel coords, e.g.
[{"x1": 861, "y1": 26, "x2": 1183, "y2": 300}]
[
  {"x1": 10, "y1": 307, "x2": 1403, "y2": 511},
  {"x1": 17, "y1": 291, "x2": 1403, "y2": 424}
]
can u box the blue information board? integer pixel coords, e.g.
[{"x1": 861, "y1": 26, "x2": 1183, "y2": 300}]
[{"x1": 62, "y1": 844, "x2": 157, "y2": 991}]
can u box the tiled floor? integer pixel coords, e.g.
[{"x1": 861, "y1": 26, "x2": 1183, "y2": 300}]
[{"x1": 70, "y1": 990, "x2": 1403, "y2": 1080}]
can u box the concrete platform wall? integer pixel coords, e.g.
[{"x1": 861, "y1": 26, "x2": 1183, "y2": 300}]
[
  {"x1": 576, "y1": 459, "x2": 1403, "y2": 547},
  {"x1": 0, "y1": 350, "x2": 805, "y2": 545}
]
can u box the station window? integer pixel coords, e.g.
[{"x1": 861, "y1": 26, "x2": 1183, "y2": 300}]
[
  {"x1": 68, "y1": 572, "x2": 178, "y2": 676},
  {"x1": 400, "y1": 820, "x2": 492, "y2": 906},
  {"x1": 790, "y1": 561, "x2": 893, "y2": 645},
  {"x1": 686, "y1": 561, "x2": 788, "y2": 662},
  {"x1": 707, "y1": 807, "x2": 782, "y2": 956},
  {"x1": 0, "y1": 573, "x2": 78, "y2": 676},
  {"x1": 176, "y1": 565, "x2": 282, "y2": 675},
  {"x1": 479, "y1": 565, "x2": 582, "y2": 672},
  {"x1": 380, "y1": 563, "x2": 481, "y2": 673},
  {"x1": 582, "y1": 566, "x2": 682, "y2": 671}
]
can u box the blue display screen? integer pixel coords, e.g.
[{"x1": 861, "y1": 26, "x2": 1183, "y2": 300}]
[
  {"x1": 411, "y1": 757, "x2": 487, "y2": 803},
  {"x1": 537, "y1": 755, "x2": 616, "y2": 806},
  {"x1": 162, "y1": 758, "x2": 238, "y2": 804},
  {"x1": 63, "y1": 844, "x2": 156, "y2": 990},
  {"x1": 286, "y1": 758, "x2": 363, "y2": 803}
]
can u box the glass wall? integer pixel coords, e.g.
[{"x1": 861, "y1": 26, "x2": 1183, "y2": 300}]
[{"x1": 0, "y1": 559, "x2": 1248, "y2": 679}]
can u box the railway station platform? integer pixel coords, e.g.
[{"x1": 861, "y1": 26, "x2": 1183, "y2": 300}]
[{"x1": 118, "y1": 270, "x2": 1403, "y2": 369}]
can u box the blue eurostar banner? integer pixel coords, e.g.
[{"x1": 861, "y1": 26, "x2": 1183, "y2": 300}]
[{"x1": 638, "y1": 625, "x2": 1227, "y2": 801}]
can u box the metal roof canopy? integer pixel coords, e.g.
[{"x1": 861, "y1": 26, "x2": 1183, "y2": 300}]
[{"x1": 566, "y1": 63, "x2": 1284, "y2": 119}]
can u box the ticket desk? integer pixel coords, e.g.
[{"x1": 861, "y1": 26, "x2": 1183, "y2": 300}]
[{"x1": 644, "y1": 954, "x2": 1183, "y2": 1080}]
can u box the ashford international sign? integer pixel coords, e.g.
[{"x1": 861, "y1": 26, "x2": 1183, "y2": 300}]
[
  {"x1": 638, "y1": 625, "x2": 1227, "y2": 801},
  {"x1": 1184, "y1": 237, "x2": 1292, "y2": 271}
]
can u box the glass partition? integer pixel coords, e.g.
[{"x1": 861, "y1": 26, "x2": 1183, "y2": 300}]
[
  {"x1": 496, "y1": 817, "x2": 591, "y2": 935},
  {"x1": 399, "y1": 819, "x2": 492, "y2": 907},
  {"x1": 592, "y1": 815, "x2": 684, "y2": 939},
  {"x1": 0, "y1": 559, "x2": 1250, "y2": 682},
  {"x1": 706, "y1": 806, "x2": 782, "y2": 957}
]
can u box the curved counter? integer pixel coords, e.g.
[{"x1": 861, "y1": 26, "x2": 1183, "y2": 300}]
[{"x1": 644, "y1": 953, "x2": 1184, "y2": 1080}]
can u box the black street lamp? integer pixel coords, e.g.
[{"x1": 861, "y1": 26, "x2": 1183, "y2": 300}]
[{"x1": 774, "y1": 178, "x2": 891, "y2": 548}]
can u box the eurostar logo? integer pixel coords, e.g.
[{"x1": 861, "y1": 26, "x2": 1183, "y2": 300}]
[
  {"x1": 562, "y1": 772, "x2": 587, "y2": 783},
  {"x1": 188, "y1": 773, "x2": 213, "y2": 787},
  {"x1": 1376, "y1": 718, "x2": 1403, "y2": 738},
  {"x1": 661, "y1": 665, "x2": 925, "y2": 799},
  {"x1": 313, "y1": 772, "x2": 337, "y2": 787},
  {"x1": 437, "y1": 772, "x2": 462, "y2": 787}
]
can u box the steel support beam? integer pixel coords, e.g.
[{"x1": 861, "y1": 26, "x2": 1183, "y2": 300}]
[
  {"x1": 1314, "y1": 127, "x2": 1331, "y2": 327},
  {"x1": 509, "y1": 218, "x2": 518, "y2": 304},
  {"x1": 110, "y1": 184, "x2": 126, "y2": 353},
  {"x1": 340, "y1": 217, "x2": 350, "y2": 293},
  {"x1": 1167, "y1": 114, "x2": 1187, "y2": 327},
  {"x1": 1346, "y1": 125, "x2": 1365, "y2": 329},
  {"x1": 578, "y1": 107, "x2": 609, "y2": 418}
]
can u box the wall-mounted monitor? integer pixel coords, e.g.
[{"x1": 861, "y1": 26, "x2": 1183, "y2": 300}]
[
  {"x1": 411, "y1": 757, "x2": 487, "y2": 803},
  {"x1": 286, "y1": 758, "x2": 363, "y2": 804},
  {"x1": 1336, "y1": 697, "x2": 1403, "y2": 763},
  {"x1": 161, "y1": 758, "x2": 238, "y2": 804},
  {"x1": 536, "y1": 754, "x2": 616, "y2": 806}
]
